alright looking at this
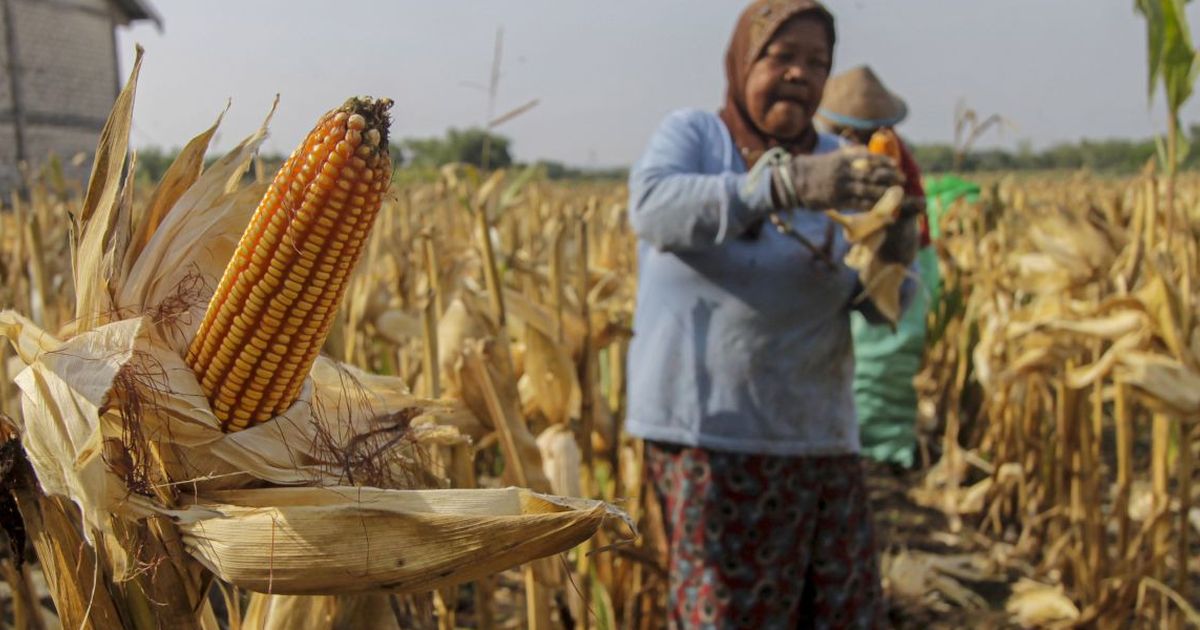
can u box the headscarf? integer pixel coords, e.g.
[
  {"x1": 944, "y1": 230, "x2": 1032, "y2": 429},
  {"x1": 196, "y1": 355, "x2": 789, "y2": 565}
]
[{"x1": 719, "y1": 0, "x2": 836, "y2": 167}]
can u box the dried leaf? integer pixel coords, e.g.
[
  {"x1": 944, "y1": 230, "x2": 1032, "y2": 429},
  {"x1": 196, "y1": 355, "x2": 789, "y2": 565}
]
[
  {"x1": 537, "y1": 424, "x2": 581, "y2": 498},
  {"x1": 373, "y1": 309, "x2": 422, "y2": 344},
  {"x1": 461, "y1": 339, "x2": 552, "y2": 492},
  {"x1": 521, "y1": 324, "x2": 580, "y2": 426},
  {"x1": 118, "y1": 100, "x2": 277, "y2": 346},
  {"x1": 126, "y1": 107, "x2": 226, "y2": 278},
  {"x1": 1115, "y1": 351, "x2": 1200, "y2": 416},
  {"x1": 1006, "y1": 579, "x2": 1080, "y2": 627},
  {"x1": 243, "y1": 594, "x2": 400, "y2": 630},
  {"x1": 829, "y1": 186, "x2": 908, "y2": 327},
  {"x1": 178, "y1": 486, "x2": 614, "y2": 595},
  {"x1": 73, "y1": 47, "x2": 143, "y2": 331}
]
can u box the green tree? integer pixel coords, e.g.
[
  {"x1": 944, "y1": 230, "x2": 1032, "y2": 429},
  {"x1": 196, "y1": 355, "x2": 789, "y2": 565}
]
[
  {"x1": 910, "y1": 144, "x2": 956, "y2": 172},
  {"x1": 387, "y1": 143, "x2": 406, "y2": 166},
  {"x1": 402, "y1": 128, "x2": 512, "y2": 169}
]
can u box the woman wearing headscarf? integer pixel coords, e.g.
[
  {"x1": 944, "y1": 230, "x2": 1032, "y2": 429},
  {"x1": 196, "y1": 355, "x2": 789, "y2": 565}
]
[{"x1": 625, "y1": 1, "x2": 918, "y2": 627}]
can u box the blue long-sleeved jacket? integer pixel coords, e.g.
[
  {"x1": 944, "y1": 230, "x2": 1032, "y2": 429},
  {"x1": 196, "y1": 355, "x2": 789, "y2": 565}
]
[{"x1": 624, "y1": 108, "x2": 912, "y2": 456}]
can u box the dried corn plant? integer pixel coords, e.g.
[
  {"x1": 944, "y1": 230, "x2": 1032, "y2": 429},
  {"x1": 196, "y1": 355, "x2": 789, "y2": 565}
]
[
  {"x1": 331, "y1": 156, "x2": 669, "y2": 628},
  {"x1": 14, "y1": 41, "x2": 1200, "y2": 630},
  {"x1": 0, "y1": 48, "x2": 628, "y2": 630},
  {"x1": 915, "y1": 171, "x2": 1200, "y2": 627},
  {"x1": 9, "y1": 113, "x2": 1199, "y2": 628}
]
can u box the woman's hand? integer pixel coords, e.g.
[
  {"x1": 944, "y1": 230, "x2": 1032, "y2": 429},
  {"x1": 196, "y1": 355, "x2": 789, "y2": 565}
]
[{"x1": 771, "y1": 150, "x2": 901, "y2": 211}]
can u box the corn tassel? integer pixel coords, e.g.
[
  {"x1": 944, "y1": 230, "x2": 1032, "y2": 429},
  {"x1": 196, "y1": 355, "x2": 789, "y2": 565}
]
[{"x1": 186, "y1": 97, "x2": 394, "y2": 432}]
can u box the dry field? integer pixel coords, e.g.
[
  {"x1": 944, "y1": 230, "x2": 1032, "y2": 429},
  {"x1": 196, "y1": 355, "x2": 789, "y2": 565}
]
[{"x1": 0, "y1": 64, "x2": 1198, "y2": 629}]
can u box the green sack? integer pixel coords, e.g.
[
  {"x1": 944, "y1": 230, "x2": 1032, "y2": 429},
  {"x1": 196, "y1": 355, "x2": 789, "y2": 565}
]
[
  {"x1": 851, "y1": 247, "x2": 937, "y2": 467},
  {"x1": 923, "y1": 175, "x2": 980, "y2": 240},
  {"x1": 852, "y1": 175, "x2": 978, "y2": 467}
]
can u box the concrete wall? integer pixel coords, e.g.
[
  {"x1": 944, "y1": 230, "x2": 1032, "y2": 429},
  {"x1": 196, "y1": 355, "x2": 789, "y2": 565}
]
[{"x1": 0, "y1": 0, "x2": 121, "y2": 197}]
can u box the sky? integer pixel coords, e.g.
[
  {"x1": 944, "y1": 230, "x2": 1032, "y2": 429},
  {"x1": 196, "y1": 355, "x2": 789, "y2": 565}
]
[{"x1": 116, "y1": 1, "x2": 1200, "y2": 169}]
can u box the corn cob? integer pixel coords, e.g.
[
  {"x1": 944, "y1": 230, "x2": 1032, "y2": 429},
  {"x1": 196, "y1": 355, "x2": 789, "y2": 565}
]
[
  {"x1": 186, "y1": 97, "x2": 393, "y2": 432},
  {"x1": 868, "y1": 127, "x2": 902, "y2": 164}
]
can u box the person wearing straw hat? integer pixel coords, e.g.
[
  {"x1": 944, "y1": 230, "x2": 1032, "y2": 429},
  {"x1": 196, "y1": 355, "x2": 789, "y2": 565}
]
[
  {"x1": 817, "y1": 65, "x2": 932, "y2": 471},
  {"x1": 625, "y1": 2, "x2": 921, "y2": 627},
  {"x1": 816, "y1": 65, "x2": 910, "y2": 144}
]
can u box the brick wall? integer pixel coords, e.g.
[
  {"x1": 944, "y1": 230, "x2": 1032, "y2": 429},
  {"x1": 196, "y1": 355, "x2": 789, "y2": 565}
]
[
  {"x1": 0, "y1": 4, "x2": 13, "y2": 193},
  {"x1": 0, "y1": 6, "x2": 10, "y2": 108},
  {"x1": 0, "y1": 0, "x2": 122, "y2": 197},
  {"x1": 0, "y1": 126, "x2": 15, "y2": 192}
]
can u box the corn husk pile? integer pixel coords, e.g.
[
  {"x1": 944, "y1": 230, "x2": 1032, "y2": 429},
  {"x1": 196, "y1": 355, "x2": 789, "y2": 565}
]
[
  {"x1": 914, "y1": 172, "x2": 1200, "y2": 627},
  {"x1": 0, "y1": 50, "x2": 629, "y2": 628}
]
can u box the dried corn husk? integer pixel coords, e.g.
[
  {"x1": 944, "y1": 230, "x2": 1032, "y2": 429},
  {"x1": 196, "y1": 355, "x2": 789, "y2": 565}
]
[
  {"x1": 827, "y1": 186, "x2": 910, "y2": 326},
  {"x1": 1005, "y1": 579, "x2": 1079, "y2": 628},
  {"x1": 537, "y1": 424, "x2": 582, "y2": 498},
  {"x1": 436, "y1": 296, "x2": 497, "y2": 431},
  {"x1": 460, "y1": 337, "x2": 552, "y2": 492},
  {"x1": 177, "y1": 486, "x2": 622, "y2": 595},
  {"x1": 2, "y1": 311, "x2": 611, "y2": 593},
  {"x1": 883, "y1": 549, "x2": 992, "y2": 612},
  {"x1": 520, "y1": 324, "x2": 580, "y2": 426},
  {"x1": 242, "y1": 593, "x2": 401, "y2": 630}
]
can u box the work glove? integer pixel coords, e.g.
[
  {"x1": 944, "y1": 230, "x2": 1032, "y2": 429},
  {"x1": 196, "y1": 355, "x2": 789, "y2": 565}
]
[{"x1": 770, "y1": 149, "x2": 902, "y2": 212}]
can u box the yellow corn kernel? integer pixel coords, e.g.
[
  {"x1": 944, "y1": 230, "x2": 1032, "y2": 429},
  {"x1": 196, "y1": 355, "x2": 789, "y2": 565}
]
[{"x1": 185, "y1": 97, "x2": 394, "y2": 432}]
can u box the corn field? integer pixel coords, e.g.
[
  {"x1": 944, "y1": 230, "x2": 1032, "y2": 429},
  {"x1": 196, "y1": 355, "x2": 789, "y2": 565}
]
[
  {"x1": 0, "y1": 60, "x2": 1198, "y2": 630},
  {"x1": 911, "y1": 171, "x2": 1200, "y2": 627}
]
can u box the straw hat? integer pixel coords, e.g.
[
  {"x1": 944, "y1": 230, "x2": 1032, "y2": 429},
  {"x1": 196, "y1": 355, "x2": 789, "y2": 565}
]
[{"x1": 816, "y1": 65, "x2": 908, "y2": 130}]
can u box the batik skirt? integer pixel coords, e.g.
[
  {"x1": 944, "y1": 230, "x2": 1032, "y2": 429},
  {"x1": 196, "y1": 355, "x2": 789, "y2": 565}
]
[{"x1": 646, "y1": 441, "x2": 884, "y2": 629}]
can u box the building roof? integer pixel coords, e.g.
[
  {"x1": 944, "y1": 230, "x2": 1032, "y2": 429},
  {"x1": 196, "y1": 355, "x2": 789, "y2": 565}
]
[{"x1": 111, "y1": 0, "x2": 162, "y2": 29}]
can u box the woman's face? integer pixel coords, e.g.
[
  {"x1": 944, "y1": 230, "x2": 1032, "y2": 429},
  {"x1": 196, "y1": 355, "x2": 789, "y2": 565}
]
[{"x1": 744, "y1": 16, "x2": 831, "y2": 141}]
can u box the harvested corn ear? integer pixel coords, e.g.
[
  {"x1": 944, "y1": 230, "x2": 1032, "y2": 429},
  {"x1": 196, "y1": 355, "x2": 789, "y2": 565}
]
[{"x1": 186, "y1": 97, "x2": 394, "y2": 431}]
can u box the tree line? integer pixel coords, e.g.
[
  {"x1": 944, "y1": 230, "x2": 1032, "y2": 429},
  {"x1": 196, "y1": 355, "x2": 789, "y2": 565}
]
[
  {"x1": 912, "y1": 124, "x2": 1200, "y2": 173},
  {"x1": 131, "y1": 125, "x2": 1200, "y2": 184},
  {"x1": 134, "y1": 127, "x2": 626, "y2": 186}
]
